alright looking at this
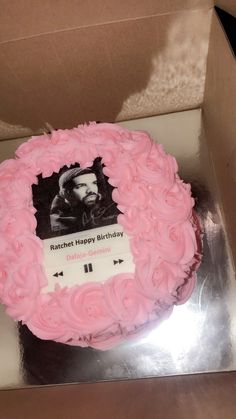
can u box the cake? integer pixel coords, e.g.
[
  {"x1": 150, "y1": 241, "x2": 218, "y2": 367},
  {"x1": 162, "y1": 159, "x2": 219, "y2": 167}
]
[{"x1": 0, "y1": 123, "x2": 201, "y2": 350}]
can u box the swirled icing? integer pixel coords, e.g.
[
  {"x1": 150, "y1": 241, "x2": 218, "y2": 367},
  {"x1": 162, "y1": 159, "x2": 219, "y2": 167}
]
[{"x1": 0, "y1": 123, "x2": 201, "y2": 349}]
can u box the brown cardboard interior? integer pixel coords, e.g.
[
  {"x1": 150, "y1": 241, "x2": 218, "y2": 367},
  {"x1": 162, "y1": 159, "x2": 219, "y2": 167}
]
[
  {"x1": 0, "y1": 3, "x2": 212, "y2": 140},
  {"x1": 1, "y1": 372, "x2": 236, "y2": 419},
  {"x1": 0, "y1": 0, "x2": 213, "y2": 42}
]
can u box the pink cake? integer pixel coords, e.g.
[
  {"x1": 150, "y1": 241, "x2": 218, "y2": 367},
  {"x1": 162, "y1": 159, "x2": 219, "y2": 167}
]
[{"x1": 0, "y1": 123, "x2": 201, "y2": 350}]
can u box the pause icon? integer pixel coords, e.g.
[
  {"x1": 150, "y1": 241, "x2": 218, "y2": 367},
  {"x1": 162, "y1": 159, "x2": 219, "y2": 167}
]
[{"x1": 84, "y1": 263, "x2": 93, "y2": 273}]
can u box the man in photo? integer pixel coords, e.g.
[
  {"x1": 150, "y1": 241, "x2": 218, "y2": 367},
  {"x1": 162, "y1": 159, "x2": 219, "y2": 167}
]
[{"x1": 50, "y1": 167, "x2": 118, "y2": 235}]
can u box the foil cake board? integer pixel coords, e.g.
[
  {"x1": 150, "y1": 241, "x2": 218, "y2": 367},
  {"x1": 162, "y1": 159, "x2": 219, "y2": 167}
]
[{"x1": 0, "y1": 108, "x2": 235, "y2": 389}]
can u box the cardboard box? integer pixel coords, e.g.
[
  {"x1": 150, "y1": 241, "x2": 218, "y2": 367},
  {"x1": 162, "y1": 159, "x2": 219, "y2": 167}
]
[
  {"x1": 0, "y1": 1, "x2": 236, "y2": 417},
  {"x1": 0, "y1": 0, "x2": 212, "y2": 138}
]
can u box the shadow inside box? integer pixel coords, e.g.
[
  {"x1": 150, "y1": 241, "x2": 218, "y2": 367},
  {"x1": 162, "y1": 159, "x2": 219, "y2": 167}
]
[
  {"x1": 18, "y1": 182, "x2": 234, "y2": 385},
  {"x1": 18, "y1": 324, "x2": 115, "y2": 385}
]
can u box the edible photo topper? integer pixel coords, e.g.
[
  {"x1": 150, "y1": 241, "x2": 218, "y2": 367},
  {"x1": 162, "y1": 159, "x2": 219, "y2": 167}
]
[{"x1": 32, "y1": 158, "x2": 133, "y2": 292}]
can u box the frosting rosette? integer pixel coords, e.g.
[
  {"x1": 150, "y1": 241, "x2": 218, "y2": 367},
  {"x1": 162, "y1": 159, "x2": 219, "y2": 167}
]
[
  {"x1": 3, "y1": 264, "x2": 45, "y2": 321},
  {"x1": 1, "y1": 209, "x2": 37, "y2": 238},
  {"x1": 63, "y1": 283, "x2": 112, "y2": 334},
  {"x1": 136, "y1": 143, "x2": 177, "y2": 187},
  {"x1": 151, "y1": 220, "x2": 197, "y2": 264},
  {"x1": 104, "y1": 274, "x2": 154, "y2": 328},
  {"x1": 7, "y1": 234, "x2": 43, "y2": 266},
  {"x1": 0, "y1": 122, "x2": 201, "y2": 350},
  {"x1": 118, "y1": 207, "x2": 153, "y2": 237},
  {"x1": 150, "y1": 179, "x2": 194, "y2": 223},
  {"x1": 112, "y1": 180, "x2": 150, "y2": 211},
  {"x1": 27, "y1": 293, "x2": 70, "y2": 341},
  {"x1": 135, "y1": 258, "x2": 186, "y2": 304}
]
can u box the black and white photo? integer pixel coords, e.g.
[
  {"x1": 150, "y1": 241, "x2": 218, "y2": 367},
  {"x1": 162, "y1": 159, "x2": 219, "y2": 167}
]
[{"x1": 32, "y1": 158, "x2": 120, "y2": 240}]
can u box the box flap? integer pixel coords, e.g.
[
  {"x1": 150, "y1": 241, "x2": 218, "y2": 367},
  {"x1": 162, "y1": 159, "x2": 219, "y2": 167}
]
[
  {"x1": 1, "y1": 373, "x2": 236, "y2": 418},
  {"x1": 0, "y1": 8, "x2": 211, "y2": 140},
  {"x1": 0, "y1": 1, "x2": 213, "y2": 43}
]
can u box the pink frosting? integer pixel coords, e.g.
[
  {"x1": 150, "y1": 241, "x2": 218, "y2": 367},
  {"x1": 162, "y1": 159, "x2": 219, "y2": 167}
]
[
  {"x1": 3, "y1": 264, "x2": 46, "y2": 321},
  {"x1": 104, "y1": 274, "x2": 155, "y2": 328},
  {"x1": 63, "y1": 283, "x2": 113, "y2": 333},
  {"x1": 0, "y1": 122, "x2": 201, "y2": 349}
]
